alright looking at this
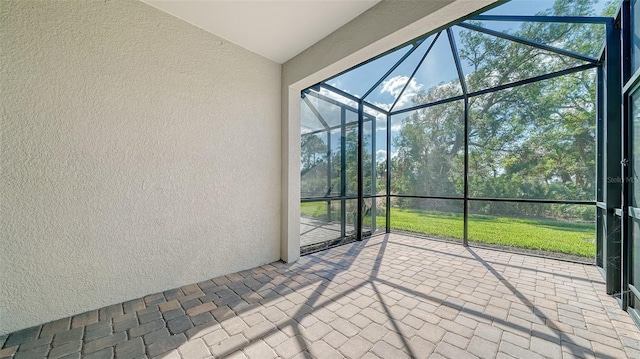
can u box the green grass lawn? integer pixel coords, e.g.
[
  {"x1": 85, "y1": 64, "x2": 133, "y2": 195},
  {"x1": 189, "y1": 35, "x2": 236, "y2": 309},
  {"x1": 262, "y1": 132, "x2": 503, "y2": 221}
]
[
  {"x1": 301, "y1": 202, "x2": 331, "y2": 218},
  {"x1": 302, "y1": 202, "x2": 596, "y2": 257},
  {"x1": 388, "y1": 209, "x2": 595, "y2": 258}
]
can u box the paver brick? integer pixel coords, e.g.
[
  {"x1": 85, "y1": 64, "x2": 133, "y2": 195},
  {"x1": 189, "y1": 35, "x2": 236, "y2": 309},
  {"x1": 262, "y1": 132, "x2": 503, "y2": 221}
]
[
  {"x1": 531, "y1": 335, "x2": 562, "y2": 359},
  {"x1": 502, "y1": 331, "x2": 530, "y2": 349},
  {"x1": 178, "y1": 292, "x2": 204, "y2": 304},
  {"x1": 185, "y1": 322, "x2": 221, "y2": 340},
  {"x1": 243, "y1": 321, "x2": 276, "y2": 341},
  {"x1": 85, "y1": 319, "x2": 112, "y2": 333},
  {"x1": 220, "y1": 317, "x2": 247, "y2": 335},
  {"x1": 338, "y1": 336, "x2": 372, "y2": 359},
  {"x1": 147, "y1": 334, "x2": 187, "y2": 357},
  {"x1": 13, "y1": 344, "x2": 49, "y2": 359},
  {"x1": 123, "y1": 298, "x2": 146, "y2": 314},
  {"x1": 181, "y1": 299, "x2": 202, "y2": 311},
  {"x1": 591, "y1": 342, "x2": 628, "y2": 359},
  {"x1": 209, "y1": 334, "x2": 249, "y2": 358},
  {"x1": 84, "y1": 331, "x2": 127, "y2": 354},
  {"x1": 306, "y1": 340, "x2": 341, "y2": 359},
  {"x1": 334, "y1": 304, "x2": 360, "y2": 320},
  {"x1": 163, "y1": 308, "x2": 185, "y2": 321},
  {"x1": 322, "y1": 331, "x2": 348, "y2": 349},
  {"x1": 416, "y1": 322, "x2": 446, "y2": 343},
  {"x1": 274, "y1": 335, "x2": 307, "y2": 359},
  {"x1": 212, "y1": 306, "x2": 235, "y2": 322},
  {"x1": 164, "y1": 289, "x2": 185, "y2": 301},
  {"x1": 182, "y1": 284, "x2": 203, "y2": 296},
  {"x1": 244, "y1": 340, "x2": 277, "y2": 359},
  {"x1": 150, "y1": 349, "x2": 179, "y2": 359},
  {"x1": 116, "y1": 337, "x2": 145, "y2": 359},
  {"x1": 83, "y1": 347, "x2": 114, "y2": 359},
  {"x1": 372, "y1": 341, "x2": 409, "y2": 359},
  {"x1": 145, "y1": 293, "x2": 166, "y2": 306},
  {"x1": 56, "y1": 352, "x2": 81, "y2": 359},
  {"x1": 17, "y1": 335, "x2": 52, "y2": 351},
  {"x1": 53, "y1": 327, "x2": 84, "y2": 346},
  {"x1": 186, "y1": 302, "x2": 216, "y2": 317},
  {"x1": 191, "y1": 312, "x2": 215, "y2": 326},
  {"x1": 402, "y1": 314, "x2": 425, "y2": 330},
  {"x1": 475, "y1": 322, "x2": 503, "y2": 343},
  {"x1": 3, "y1": 235, "x2": 640, "y2": 359},
  {"x1": 85, "y1": 325, "x2": 113, "y2": 342},
  {"x1": 71, "y1": 311, "x2": 98, "y2": 328},
  {"x1": 4, "y1": 326, "x2": 41, "y2": 347},
  {"x1": 0, "y1": 346, "x2": 17, "y2": 358},
  {"x1": 113, "y1": 312, "x2": 137, "y2": 324},
  {"x1": 329, "y1": 318, "x2": 359, "y2": 337},
  {"x1": 500, "y1": 341, "x2": 545, "y2": 359},
  {"x1": 139, "y1": 310, "x2": 162, "y2": 324},
  {"x1": 203, "y1": 329, "x2": 230, "y2": 346},
  {"x1": 129, "y1": 319, "x2": 165, "y2": 338},
  {"x1": 469, "y1": 336, "x2": 499, "y2": 359},
  {"x1": 41, "y1": 318, "x2": 71, "y2": 337},
  {"x1": 137, "y1": 306, "x2": 160, "y2": 317},
  {"x1": 261, "y1": 307, "x2": 285, "y2": 322},
  {"x1": 349, "y1": 314, "x2": 372, "y2": 329},
  {"x1": 408, "y1": 336, "x2": 436, "y2": 359},
  {"x1": 48, "y1": 340, "x2": 81, "y2": 359},
  {"x1": 167, "y1": 316, "x2": 193, "y2": 334},
  {"x1": 114, "y1": 317, "x2": 138, "y2": 333},
  {"x1": 302, "y1": 321, "x2": 331, "y2": 341},
  {"x1": 443, "y1": 331, "x2": 471, "y2": 349},
  {"x1": 435, "y1": 342, "x2": 477, "y2": 359},
  {"x1": 177, "y1": 338, "x2": 210, "y2": 359},
  {"x1": 144, "y1": 328, "x2": 170, "y2": 345},
  {"x1": 158, "y1": 300, "x2": 180, "y2": 313},
  {"x1": 99, "y1": 304, "x2": 123, "y2": 320}
]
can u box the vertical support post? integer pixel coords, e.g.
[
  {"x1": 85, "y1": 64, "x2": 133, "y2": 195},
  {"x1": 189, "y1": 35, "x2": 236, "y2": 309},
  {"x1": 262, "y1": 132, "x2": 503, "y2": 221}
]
[
  {"x1": 341, "y1": 108, "x2": 347, "y2": 239},
  {"x1": 604, "y1": 18, "x2": 623, "y2": 297},
  {"x1": 386, "y1": 114, "x2": 392, "y2": 233},
  {"x1": 327, "y1": 131, "x2": 332, "y2": 222},
  {"x1": 622, "y1": 88, "x2": 631, "y2": 309},
  {"x1": 622, "y1": 1, "x2": 632, "y2": 84},
  {"x1": 371, "y1": 114, "x2": 377, "y2": 233},
  {"x1": 463, "y1": 97, "x2": 470, "y2": 246},
  {"x1": 357, "y1": 101, "x2": 364, "y2": 240},
  {"x1": 621, "y1": 1, "x2": 631, "y2": 309},
  {"x1": 448, "y1": 27, "x2": 469, "y2": 246},
  {"x1": 596, "y1": 65, "x2": 605, "y2": 268}
]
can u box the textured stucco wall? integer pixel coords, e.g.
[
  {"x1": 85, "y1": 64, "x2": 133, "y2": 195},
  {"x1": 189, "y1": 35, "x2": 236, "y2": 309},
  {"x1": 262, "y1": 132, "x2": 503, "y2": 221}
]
[
  {"x1": 0, "y1": 0, "x2": 281, "y2": 335},
  {"x1": 280, "y1": 0, "x2": 503, "y2": 262}
]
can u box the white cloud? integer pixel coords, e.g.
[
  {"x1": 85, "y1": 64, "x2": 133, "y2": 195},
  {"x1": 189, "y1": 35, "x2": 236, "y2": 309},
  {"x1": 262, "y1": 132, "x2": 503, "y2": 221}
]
[
  {"x1": 376, "y1": 149, "x2": 387, "y2": 163},
  {"x1": 373, "y1": 102, "x2": 392, "y2": 111},
  {"x1": 381, "y1": 76, "x2": 407, "y2": 97},
  {"x1": 378, "y1": 75, "x2": 423, "y2": 110},
  {"x1": 326, "y1": 79, "x2": 342, "y2": 89},
  {"x1": 390, "y1": 111, "x2": 414, "y2": 133},
  {"x1": 318, "y1": 88, "x2": 358, "y2": 109}
]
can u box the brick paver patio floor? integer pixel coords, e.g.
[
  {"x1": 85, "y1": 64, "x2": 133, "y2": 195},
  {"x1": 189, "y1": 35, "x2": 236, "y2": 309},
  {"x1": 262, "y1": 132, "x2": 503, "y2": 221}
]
[{"x1": 2, "y1": 233, "x2": 640, "y2": 359}]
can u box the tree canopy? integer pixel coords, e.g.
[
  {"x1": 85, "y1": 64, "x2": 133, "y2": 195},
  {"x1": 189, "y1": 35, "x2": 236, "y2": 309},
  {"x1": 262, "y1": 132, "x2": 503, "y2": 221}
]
[{"x1": 302, "y1": 0, "x2": 611, "y2": 222}]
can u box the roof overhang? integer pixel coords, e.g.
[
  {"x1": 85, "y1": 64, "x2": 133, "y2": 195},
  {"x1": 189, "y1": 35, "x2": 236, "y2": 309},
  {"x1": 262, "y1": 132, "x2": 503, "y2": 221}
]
[{"x1": 142, "y1": 0, "x2": 381, "y2": 64}]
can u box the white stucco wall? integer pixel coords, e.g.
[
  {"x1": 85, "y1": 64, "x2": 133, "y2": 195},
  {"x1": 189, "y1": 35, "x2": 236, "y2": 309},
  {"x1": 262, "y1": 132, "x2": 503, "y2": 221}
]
[
  {"x1": 0, "y1": 0, "x2": 281, "y2": 335},
  {"x1": 280, "y1": 0, "x2": 503, "y2": 263}
]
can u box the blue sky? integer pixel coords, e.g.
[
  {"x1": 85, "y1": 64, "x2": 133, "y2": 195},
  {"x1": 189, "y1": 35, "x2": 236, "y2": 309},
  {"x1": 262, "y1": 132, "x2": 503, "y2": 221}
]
[
  {"x1": 325, "y1": 0, "x2": 612, "y2": 112},
  {"x1": 306, "y1": 0, "x2": 614, "y2": 163}
]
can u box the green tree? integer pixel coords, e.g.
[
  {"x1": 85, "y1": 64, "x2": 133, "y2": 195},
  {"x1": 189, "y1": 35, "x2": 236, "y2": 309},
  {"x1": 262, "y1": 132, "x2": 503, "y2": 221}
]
[
  {"x1": 392, "y1": 0, "x2": 606, "y2": 219},
  {"x1": 300, "y1": 134, "x2": 328, "y2": 197}
]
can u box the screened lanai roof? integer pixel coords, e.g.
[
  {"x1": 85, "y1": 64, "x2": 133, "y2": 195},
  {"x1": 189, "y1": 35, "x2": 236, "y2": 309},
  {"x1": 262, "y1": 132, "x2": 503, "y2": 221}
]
[{"x1": 303, "y1": 0, "x2": 618, "y2": 124}]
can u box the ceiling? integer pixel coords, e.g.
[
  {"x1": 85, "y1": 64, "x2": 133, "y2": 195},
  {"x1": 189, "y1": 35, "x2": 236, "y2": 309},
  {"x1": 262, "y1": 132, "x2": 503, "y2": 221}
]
[{"x1": 142, "y1": 0, "x2": 381, "y2": 64}]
